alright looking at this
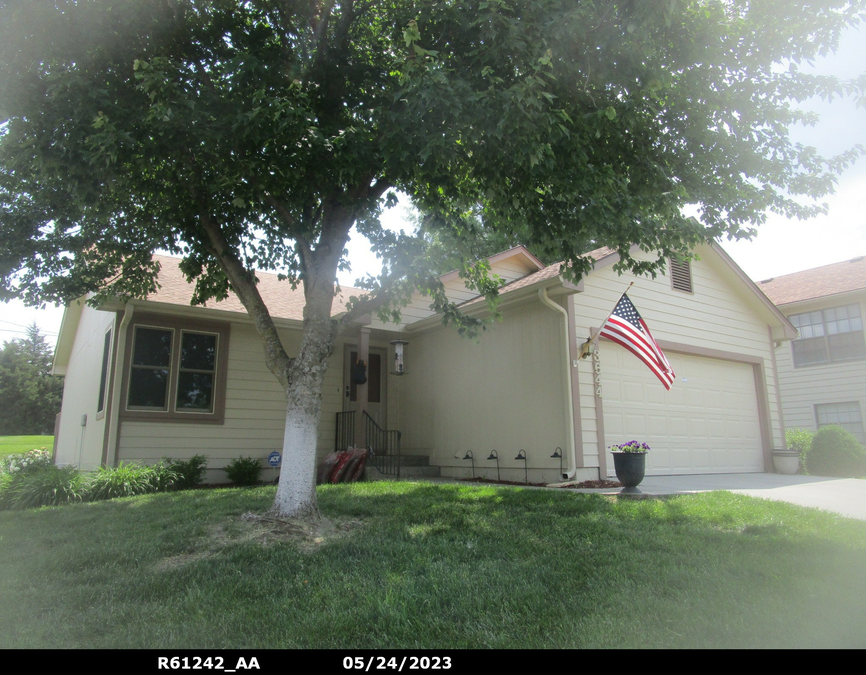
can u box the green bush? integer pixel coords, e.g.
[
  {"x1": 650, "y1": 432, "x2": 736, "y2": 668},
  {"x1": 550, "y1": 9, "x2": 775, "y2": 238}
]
[
  {"x1": 164, "y1": 454, "x2": 208, "y2": 489},
  {"x1": 85, "y1": 462, "x2": 178, "y2": 501},
  {"x1": 786, "y1": 428, "x2": 815, "y2": 473},
  {"x1": 0, "y1": 465, "x2": 85, "y2": 509},
  {"x1": 806, "y1": 425, "x2": 866, "y2": 478},
  {"x1": 1, "y1": 448, "x2": 53, "y2": 475},
  {"x1": 224, "y1": 456, "x2": 263, "y2": 486}
]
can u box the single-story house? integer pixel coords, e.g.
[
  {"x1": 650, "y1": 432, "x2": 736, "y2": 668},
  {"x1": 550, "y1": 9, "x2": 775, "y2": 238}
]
[
  {"x1": 52, "y1": 242, "x2": 797, "y2": 483},
  {"x1": 759, "y1": 256, "x2": 866, "y2": 444}
]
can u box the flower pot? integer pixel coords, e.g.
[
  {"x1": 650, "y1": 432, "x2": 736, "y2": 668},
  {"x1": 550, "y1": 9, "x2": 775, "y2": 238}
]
[
  {"x1": 772, "y1": 450, "x2": 800, "y2": 475},
  {"x1": 612, "y1": 452, "x2": 646, "y2": 493}
]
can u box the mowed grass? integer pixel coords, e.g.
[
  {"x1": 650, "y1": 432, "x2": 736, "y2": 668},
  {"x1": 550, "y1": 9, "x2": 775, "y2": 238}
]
[
  {"x1": 1, "y1": 481, "x2": 865, "y2": 649},
  {"x1": 0, "y1": 436, "x2": 53, "y2": 459}
]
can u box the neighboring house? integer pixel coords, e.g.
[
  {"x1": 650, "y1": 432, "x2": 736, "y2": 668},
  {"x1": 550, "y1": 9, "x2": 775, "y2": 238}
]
[
  {"x1": 759, "y1": 256, "x2": 866, "y2": 445},
  {"x1": 52, "y1": 242, "x2": 796, "y2": 483}
]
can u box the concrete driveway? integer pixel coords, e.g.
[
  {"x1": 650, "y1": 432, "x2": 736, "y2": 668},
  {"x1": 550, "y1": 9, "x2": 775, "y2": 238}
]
[{"x1": 582, "y1": 473, "x2": 866, "y2": 521}]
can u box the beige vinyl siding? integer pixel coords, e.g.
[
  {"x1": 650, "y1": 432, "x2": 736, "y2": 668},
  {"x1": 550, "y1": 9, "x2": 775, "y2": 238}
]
[
  {"x1": 776, "y1": 294, "x2": 866, "y2": 438},
  {"x1": 55, "y1": 305, "x2": 117, "y2": 470},
  {"x1": 396, "y1": 301, "x2": 570, "y2": 484},
  {"x1": 117, "y1": 323, "x2": 346, "y2": 479},
  {"x1": 574, "y1": 244, "x2": 784, "y2": 470}
]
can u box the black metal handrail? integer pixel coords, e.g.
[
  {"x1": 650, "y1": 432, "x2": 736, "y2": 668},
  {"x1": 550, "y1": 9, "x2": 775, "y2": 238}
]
[
  {"x1": 334, "y1": 410, "x2": 356, "y2": 452},
  {"x1": 364, "y1": 411, "x2": 402, "y2": 478}
]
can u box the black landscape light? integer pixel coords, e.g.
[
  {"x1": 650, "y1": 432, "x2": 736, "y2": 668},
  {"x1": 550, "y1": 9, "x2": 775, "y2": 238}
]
[{"x1": 487, "y1": 450, "x2": 500, "y2": 482}]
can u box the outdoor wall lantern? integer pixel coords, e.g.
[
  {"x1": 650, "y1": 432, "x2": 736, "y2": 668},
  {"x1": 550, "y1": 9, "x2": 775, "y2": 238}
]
[
  {"x1": 462, "y1": 450, "x2": 475, "y2": 479},
  {"x1": 515, "y1": 449, "x2": 528, "y2": 484},
  {"x1": 390, "y1": 339, "x2": 409, "y2": 375},
  {"x1": 487, "y1": 450, "x2": 500, "y2": 482},
  {"x1": 551, "y1": 447, "x2": 563, "y2": 475},
  {"x1": 579, "y1": 338, "x2": 596, "y2": 360}
]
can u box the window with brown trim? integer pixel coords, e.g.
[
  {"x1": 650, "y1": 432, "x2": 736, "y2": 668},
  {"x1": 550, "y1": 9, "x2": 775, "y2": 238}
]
[
  {"x1": 789, "y1": 304, "x2": 866, "y2": 367},
  {"x1": 122, "y1": 315, "x2": 230, "y2": 423}
]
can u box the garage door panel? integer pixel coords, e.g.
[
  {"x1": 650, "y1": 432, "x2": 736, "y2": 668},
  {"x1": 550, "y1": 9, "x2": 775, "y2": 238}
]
[{"x1": 602, "y1": 344, "x2": 763, "y2": 475}]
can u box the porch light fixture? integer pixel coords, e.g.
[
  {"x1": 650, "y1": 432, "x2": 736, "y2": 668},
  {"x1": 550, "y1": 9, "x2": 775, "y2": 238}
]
[
  {"x1": 390, "y1": 339, "x2": 409, "y2": 375},
  {"x1": 462, "y1": 450, "x2": 475, "y2": 479},
  {"x1": 551, "y1": 447, "x2": 563, "y2": 475},
  {"x1": 487, "y1": 450, "x2": 500, "y2": 482},
  {"x1": 579, "y1": 338, "x2": 596, "y2": 359},
  {"x1": 515, "y1": 449, "x2": 528, "y2": 484}
]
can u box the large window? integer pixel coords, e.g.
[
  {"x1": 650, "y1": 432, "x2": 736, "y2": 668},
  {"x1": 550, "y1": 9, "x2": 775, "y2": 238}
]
[
  {"x1": 816, "y1": 402, "x2": 865, "y2": 445},
  {"x1": 123, "y1": 317, "x2": 229, "y2": 422},
  {"x1": 789, "y1": 304, "x2": 866, "y2": 367}
]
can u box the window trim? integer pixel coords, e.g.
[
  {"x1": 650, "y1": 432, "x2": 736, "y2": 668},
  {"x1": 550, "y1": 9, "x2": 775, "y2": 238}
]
[
  {"x1": 119, "y1": 313, "x2": 230, "y2": 424},
  {"x1": 95, "y1": 327, "x2": 113, "y2": 420},
  {"x1": 815, "y1": 401, "x2": 865, "y2": 445},
  {"x1": 789, "y1": 303, "x2": 866, "y2": 368}
]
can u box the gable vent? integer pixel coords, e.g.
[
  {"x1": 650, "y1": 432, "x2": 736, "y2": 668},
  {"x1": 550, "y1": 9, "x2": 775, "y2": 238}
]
[{"x1": 670, "y1": 258, "x2": 693, "y2": 293}]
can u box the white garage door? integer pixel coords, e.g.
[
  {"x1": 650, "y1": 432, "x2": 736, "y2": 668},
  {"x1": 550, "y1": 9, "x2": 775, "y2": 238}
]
[{"x1": 601, "y1": 344, "x2": 765, "y2": 475}]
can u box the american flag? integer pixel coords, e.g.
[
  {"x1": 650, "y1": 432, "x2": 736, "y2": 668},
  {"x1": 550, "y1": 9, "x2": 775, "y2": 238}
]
[{"x1": 598, "y1": 293, "x2": 675, "y2": 390}]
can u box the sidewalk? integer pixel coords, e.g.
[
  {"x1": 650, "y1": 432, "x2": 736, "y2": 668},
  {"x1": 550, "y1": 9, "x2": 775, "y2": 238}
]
[{"x1": 572, "y1": 473, "x2": 866, "y2": 521}]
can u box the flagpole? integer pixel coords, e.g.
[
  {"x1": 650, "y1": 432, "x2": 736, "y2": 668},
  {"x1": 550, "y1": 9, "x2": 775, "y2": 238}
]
[{"x1": 580, "y1": 281, "x2": 634, "y2": 357}]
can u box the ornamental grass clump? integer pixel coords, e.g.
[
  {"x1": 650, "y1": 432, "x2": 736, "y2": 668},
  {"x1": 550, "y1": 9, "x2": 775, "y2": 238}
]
[
  {"x1": 609, "y1": 441, "x2": 651, "y2": 453},
  {"x1": 0, "y1": 465, "x2": 85, "y2": 509},
  {"x1": 84, "y1": 462, "x2": 178, "y2": 501}
]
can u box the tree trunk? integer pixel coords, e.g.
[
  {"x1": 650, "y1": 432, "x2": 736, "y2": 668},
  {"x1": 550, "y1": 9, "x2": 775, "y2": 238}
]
[{"x1": 271, "y1": 303, "x2": 337, "y2": 518}]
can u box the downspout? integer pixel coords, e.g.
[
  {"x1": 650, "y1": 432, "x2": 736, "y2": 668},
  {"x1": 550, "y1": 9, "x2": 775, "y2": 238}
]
[
  {"x1": 538, "y1": 287, "x2": 577, "y2": 479},
  {"x1": 105, "y1": 302, "x2": 134, "y2": 468}
]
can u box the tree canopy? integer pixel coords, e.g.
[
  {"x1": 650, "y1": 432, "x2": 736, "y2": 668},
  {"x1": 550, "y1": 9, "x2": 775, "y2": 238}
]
[{"x1": 1, "y1": 0, "x2": 863, "y2": 515}]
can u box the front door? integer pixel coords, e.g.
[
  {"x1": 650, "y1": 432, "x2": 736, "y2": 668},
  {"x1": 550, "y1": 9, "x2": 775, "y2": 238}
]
[{"x1": 343, "y1": 346, "x2": 386, "y2": 427}]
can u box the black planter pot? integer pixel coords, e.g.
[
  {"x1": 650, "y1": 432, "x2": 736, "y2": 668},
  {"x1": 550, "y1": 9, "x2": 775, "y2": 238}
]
[{"x1": 612, "y1": 452, "x2": 647, "y2": 493}]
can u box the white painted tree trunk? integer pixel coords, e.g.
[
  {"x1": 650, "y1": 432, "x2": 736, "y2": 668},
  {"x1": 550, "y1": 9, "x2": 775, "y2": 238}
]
[
  {"x1": 273, "y1": 404, "x2": 320, "y2": 518},
  {"x1": 270, "y1": 310, "x2": 334, "y2": 518}
]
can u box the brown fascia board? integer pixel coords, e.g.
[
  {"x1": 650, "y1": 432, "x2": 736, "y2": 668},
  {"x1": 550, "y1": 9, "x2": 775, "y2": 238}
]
[{"x1": 403, "y1": 274, "x2": 582, "y2": 334}]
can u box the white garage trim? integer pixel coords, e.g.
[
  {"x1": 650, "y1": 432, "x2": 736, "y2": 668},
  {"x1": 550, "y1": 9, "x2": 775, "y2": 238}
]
[{"x1": 595, "y1": 338, "x2": 773, "y2": 475}]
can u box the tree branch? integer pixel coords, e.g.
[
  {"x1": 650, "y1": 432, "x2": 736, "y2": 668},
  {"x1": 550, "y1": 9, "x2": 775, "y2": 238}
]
[{"x1": 198, "y1": 213, "x2": 293, "y2": 391}]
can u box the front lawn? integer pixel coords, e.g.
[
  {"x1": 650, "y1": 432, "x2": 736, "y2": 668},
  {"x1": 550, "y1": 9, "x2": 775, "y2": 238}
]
[
  {"x1": 1, "y1": 482, "x2": 865, "y2": 649},
  {"x1": 0, "y1": 436, "x2": 53, "y2": 459}
]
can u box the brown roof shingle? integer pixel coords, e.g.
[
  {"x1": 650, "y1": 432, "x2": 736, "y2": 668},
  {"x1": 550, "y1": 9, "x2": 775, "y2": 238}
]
[
  {"x1": 148, "y1": 255, "x2": 363, "y2": 320},
  {"x1": 758, "y1": 255, "x2": 866, "y2": 306}
]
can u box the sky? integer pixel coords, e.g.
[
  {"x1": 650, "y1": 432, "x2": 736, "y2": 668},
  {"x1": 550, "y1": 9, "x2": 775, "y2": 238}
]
[{"x1": 3, "y1": 22, "x2": 865, "y2": 349}]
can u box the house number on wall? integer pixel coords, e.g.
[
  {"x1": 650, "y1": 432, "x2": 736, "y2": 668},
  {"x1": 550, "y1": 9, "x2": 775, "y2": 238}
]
[{"x1": 592, "y1": 349, "x2": 602, "y2": 398}]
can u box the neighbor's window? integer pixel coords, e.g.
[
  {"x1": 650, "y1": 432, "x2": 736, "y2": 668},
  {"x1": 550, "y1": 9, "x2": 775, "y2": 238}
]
[
  {"x1": 789, "y1": 304, "x2": 866, "y2": 367},
  {"x1": 124, "y1": 319, "x2": 228, "y2": 421},
  {"x1": 815, "y1": 402, "x2": 865, "y2": 445}
]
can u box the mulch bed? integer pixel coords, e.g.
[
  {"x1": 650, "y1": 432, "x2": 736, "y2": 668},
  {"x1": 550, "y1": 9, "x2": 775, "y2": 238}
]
[
  {"x1": 553, "y1": 479, "x2": 622, "y2": 489},
  {"x1": 460, "y1": 477, "x2": 622, "y2": 489}
]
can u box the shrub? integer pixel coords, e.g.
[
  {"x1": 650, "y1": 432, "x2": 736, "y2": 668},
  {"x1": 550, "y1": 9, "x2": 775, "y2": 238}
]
[
  {"x1": 806, "y1": 425, "x2": 866, "y2": 478},
  {"x1": 164, "y1": 454, "x2": 208, "y2": 489},
  {"x1": 785, "y1": 428, "x2": 815, "y2": 473},
  {"x1": 224, "y1": 456, "x2": 263, "y2": 486},
  {"x1": 0, "y1": 465, "x2": 85, "y2": 509},
  {"x1": 85, "y1": 462, "x2": 178, "y2": 501},
  {"x1": 2, "y1": 448, "x2": 52, "y2": 475}
]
